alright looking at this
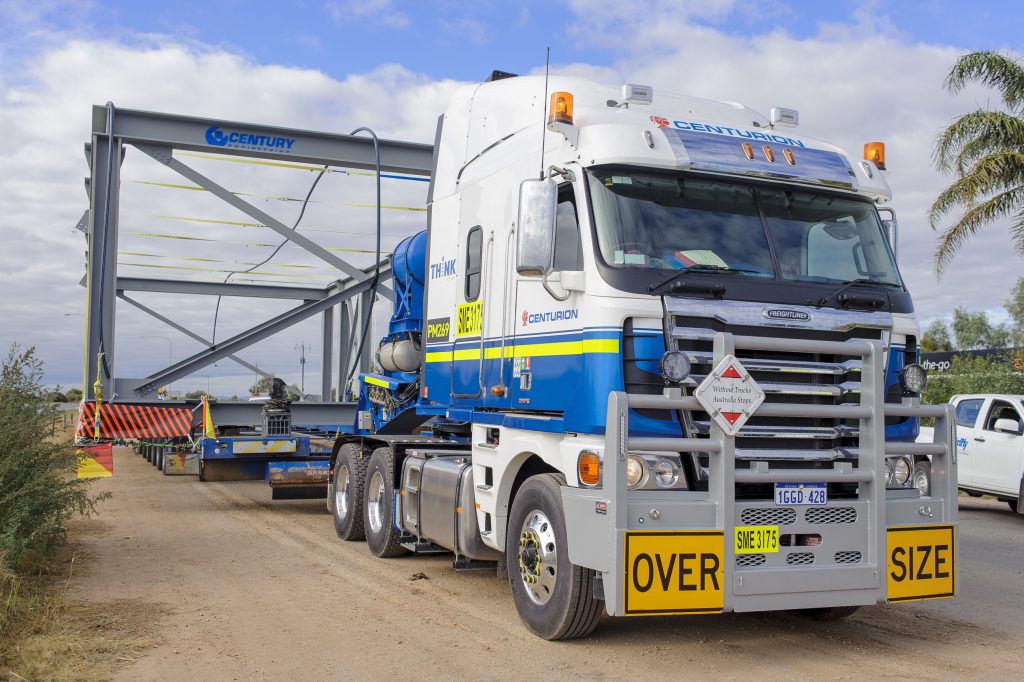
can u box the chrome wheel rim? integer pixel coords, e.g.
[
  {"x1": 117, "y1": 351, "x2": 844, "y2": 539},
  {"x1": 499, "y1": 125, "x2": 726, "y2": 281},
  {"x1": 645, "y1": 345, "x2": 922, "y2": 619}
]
[
  {"x1": 518, "y1": 509, "x2": 558, "y2": 605},
  {"x1": 915, "y1": 469, "x2": 929, "y2": 496},
  {"x1": 334, "y1": 464, "x2": 350, "y2": 520},
  {"x1": 367, "y1": 470, "x2": 386, "y2": 533}
]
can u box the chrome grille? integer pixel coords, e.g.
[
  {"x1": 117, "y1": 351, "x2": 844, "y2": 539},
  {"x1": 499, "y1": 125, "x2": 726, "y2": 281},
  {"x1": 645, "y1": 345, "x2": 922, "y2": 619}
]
[
  {"x1": 805, "y1": 507, "x2": 858, "y2": 524},
  {"x1": 736, "y1": 554, "x2": 766, "y2": 568},
  {"x1": 834, "y1": 551, "x2": 862, "y2": 564},
  {"x1": 740, "y1": 507, "x2": 796, "y2": 525},
  {"x1": 786, "y1": 552, "x2": 815, "y2": 566}
]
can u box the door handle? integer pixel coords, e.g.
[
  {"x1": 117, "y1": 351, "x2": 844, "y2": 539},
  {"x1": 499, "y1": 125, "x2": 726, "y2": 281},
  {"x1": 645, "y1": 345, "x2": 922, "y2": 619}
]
[{"x1": 973, "y1": 437, "x2": 986, "y2": 442}]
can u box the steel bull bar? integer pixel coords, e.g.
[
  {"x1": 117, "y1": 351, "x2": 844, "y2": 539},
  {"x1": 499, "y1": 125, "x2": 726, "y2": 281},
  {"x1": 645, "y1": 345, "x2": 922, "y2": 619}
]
[{"x1": 562, "y1": 332, "x2": 957, "y2": 617}]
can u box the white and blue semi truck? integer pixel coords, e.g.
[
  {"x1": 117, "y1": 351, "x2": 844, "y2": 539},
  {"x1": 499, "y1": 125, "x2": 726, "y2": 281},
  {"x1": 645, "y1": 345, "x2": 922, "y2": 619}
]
[{"x1": 329, "y1": 73, "x2": 958, "y2": 639}]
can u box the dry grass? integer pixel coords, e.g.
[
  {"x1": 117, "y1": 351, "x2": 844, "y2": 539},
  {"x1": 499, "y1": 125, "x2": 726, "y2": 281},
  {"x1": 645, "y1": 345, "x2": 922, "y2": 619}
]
[{"x1": 1, "y1": 544, "x2": 170, "y2": 682}]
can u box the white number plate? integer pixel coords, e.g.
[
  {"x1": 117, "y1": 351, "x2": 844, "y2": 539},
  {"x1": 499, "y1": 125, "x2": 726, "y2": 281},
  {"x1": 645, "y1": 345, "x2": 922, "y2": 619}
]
[{"x1": 774, "y1": 482, "x2": 827, "y2": 506}]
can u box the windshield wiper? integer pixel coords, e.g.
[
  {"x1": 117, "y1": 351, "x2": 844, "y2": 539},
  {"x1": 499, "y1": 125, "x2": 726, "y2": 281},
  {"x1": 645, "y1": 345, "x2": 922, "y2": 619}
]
[
  {"x1": 649, "y1": 264, "x2": 763, "y2": 295},
  {"x1": 817, "y1": 278, "x2": 901, "y2": 306}
]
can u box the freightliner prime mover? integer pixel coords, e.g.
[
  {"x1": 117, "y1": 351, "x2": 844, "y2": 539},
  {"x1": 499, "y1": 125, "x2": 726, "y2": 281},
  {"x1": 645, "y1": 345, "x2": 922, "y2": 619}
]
[{"x1": 329, "y1": 73, "x2": 958, "y2": 639}]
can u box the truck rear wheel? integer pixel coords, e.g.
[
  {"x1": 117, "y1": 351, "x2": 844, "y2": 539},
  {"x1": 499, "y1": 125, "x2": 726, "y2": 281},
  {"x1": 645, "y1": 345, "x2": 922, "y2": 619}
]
[
  {"x1": 506, "y1": 473, "x2": 601, "y2": 640},
  {"x1": 332, "y1": 444, "x2": 367, "y2": 541},
  {"x1": 363, "y1": 447, "x2": 407, "y2": 558}
]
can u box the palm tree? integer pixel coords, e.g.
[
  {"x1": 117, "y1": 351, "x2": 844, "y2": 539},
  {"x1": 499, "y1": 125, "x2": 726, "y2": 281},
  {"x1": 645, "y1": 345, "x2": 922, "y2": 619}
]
[{"x1": 930, "y1": 51, "x2": 1024, "y2": 274}]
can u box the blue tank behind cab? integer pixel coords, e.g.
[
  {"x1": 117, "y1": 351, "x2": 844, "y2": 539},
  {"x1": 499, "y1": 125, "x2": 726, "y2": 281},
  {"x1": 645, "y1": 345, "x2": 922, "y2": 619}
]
[{"x1": 353, "y1": 230, "x2": 430, "y2": 435}]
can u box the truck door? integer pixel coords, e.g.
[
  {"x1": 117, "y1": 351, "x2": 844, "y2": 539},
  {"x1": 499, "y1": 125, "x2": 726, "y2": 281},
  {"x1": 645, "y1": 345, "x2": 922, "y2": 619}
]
[
  {"x1": 954, "y1": 397, "x2": 984, "y2": 486},
  {"x1": 971, "y1": 398, "x2": 1024, "y2": 494},
  {"x1": 508, "y1": 181, "x2": 584, "y2": 411}
]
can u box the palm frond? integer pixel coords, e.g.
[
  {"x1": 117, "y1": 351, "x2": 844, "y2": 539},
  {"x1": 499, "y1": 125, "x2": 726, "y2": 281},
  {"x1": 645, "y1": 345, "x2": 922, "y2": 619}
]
[
  {"x1": 944, "y1": 51, "x2": 1024, "y2": 111},
  {"x1": 933, "y1": 110, "x2": 1024, "y2": 173},
  {"x1": 929, "y1": 151, "x2": 1024, "y2": 227},
  {"x1": 934, "y1": 186, "x2": 1024, "y2": 273}
]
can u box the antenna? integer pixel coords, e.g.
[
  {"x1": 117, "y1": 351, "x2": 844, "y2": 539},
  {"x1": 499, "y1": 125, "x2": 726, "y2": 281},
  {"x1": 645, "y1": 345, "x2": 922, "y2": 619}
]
[{"x1": 539, "y1": 46, "x2": 550, "y2": 180}]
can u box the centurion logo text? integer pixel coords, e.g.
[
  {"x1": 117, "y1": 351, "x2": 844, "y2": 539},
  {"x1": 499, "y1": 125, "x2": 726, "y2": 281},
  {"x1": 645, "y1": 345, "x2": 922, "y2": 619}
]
[
  {"x1": 650, "y1": 116, "x2": 805, "y2": 148},
  {"x1": 521, "y1": 308, "x2": 579, "y2": 326},
  {"x1": 205, "y1": 126, "x2": 296, "y2": 153}
]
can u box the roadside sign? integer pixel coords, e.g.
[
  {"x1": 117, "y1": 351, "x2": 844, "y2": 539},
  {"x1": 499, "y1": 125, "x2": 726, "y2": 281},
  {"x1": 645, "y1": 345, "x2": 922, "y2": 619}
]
[{"x1": 694, "y1": 355, "x2": 765, "y2": 436}]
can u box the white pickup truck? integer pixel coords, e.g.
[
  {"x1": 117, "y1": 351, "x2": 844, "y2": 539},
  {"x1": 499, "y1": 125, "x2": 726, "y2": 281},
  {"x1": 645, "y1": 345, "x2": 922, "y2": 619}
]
[{"x1": 917, "y1": 394, "x2": 1024, "y2": 513}]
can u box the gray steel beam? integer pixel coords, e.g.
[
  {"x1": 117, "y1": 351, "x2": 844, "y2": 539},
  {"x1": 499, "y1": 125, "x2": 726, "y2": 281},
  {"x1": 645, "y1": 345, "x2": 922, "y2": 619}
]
[
  {"x1": 83, "y1": 115, "x2": 122, "y2": 400},
  {"x1": 117, "y1": 276, "x2": 328, "y2": 301},
  {"x1": 202, "y1": 401, "x2": 356, "y2": 428},
  {"x1": 337, "y1": 300, "x2": 351, "y2": 401},
  {"x1": 134, "y1": 264, "x2": 392, "y2": 395},
  {"x1": 136, "y1": 144, "x2": 392, "y2": 297},
  {"x1": 93, "y1": 105, "x2": 434, "y2": 175},
  {"x1": 116, "y1": 293, "x2": 302, "y2": 396},
  {"x1": 321, "y1": 307, "x2": 333, "y2": 402}
]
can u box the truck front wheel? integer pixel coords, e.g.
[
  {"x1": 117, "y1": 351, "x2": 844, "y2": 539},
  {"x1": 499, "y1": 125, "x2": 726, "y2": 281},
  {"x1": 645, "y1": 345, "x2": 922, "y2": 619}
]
[
  {"x1": 506, "y1": 474, "x2": 602, "y2": 640},
  {"x1": 362, "y1": 447, "x2": 407, "y2": 558},
  {"x1": 914, "y1": 461, "x2": 931, "y2": 496},
  {"x1": 331, "y1": 444, "x2": 367, "y2": 541}
]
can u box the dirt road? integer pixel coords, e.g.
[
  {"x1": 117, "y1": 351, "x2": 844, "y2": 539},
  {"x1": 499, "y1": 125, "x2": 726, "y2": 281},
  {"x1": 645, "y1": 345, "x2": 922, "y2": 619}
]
[{"x1": 70, "y1": 448, "x2": 1024, "y2": 680}]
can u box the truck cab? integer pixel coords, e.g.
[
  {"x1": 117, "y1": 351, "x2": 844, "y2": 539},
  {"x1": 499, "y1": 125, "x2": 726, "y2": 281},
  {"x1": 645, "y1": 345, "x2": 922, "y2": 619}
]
[{"x1": 332, "y1": 73, "x2": 957, "y2": 640}]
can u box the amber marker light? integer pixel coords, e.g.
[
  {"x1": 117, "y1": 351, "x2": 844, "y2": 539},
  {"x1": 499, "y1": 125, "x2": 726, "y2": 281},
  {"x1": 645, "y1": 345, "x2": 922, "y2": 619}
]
[
  {"x1": 741, "y1": 142, "x2": 755, "y2": 159},
  {"x1": 783, "y1": 148, "x2": 796, "y2": 165},
  {"x1": 762, "y1": 145, "x2": 776, "y2": 163},
  {"x1": 549, "y1": 91, "x2": 574, "y2": 125},
  {"x1": 864, "y1": 141, "x2": 886, "y2": 170},
  {"x1": 578, "y1": 451, "x2": 601, "y2": 486}
]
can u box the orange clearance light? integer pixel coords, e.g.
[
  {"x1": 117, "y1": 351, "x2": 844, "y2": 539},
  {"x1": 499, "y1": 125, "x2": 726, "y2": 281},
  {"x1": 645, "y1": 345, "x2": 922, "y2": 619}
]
[
  {"x1": 549, "y1": 91, "x2": 574, "y2": 125},
  {"x1": 783, "y1": 148, "x2": 796, "y2": 165},
  {"x1": 762, "y1": 145, "x2": 776, "y2": 163},
  {"x1": 741, "y1": 142, "x2": 754, "y2": 160},
  {"x1": 864, "y1": 141, "x2": 886, "y2": 170},
  {"x1": 578, "y1": 451, "x2": 601, "y2": 486}
]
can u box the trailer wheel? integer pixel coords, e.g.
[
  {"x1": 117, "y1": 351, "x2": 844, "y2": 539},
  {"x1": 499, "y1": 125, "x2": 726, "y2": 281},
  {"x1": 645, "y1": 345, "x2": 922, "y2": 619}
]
[
  {"x1": 363, "y1": 447, "x2": 407, "y2": 558},
  {"x1": 795, "y1": 606, "x2": 860, "y2": 621},
  {"x1": 332, "y1": 444, "x2": 368, "y2": 541},
  {"x1": 506, "y1": 473, "x2": 601, "y2": 640},
  {"x1": 913, "y1": 461, "x2": 931, "y2": 496}
]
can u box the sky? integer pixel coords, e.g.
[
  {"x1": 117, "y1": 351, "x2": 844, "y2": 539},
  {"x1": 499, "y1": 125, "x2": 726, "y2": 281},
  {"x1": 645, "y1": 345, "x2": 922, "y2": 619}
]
[{"x1": 1, "y1": 0, "x2": 1022, "y2": 397}]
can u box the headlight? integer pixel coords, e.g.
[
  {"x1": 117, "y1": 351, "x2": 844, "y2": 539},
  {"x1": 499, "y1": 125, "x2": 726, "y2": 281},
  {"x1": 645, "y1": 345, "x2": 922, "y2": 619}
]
[
  {"x1": 659, "y1": 350, "x2": 691, "y2": 384},
  {"x1": 653, "y1": 458, "x2": 679, "y2": 488},
  {"x1": 900, "y1": 363, "x2": 928, "y2": 393},
  {"x1": 626, "y1": 455, "x2": 646, "y2": 488},
  {"x1": 886, "y1": 456, "x2": 913, "y2": 488}
]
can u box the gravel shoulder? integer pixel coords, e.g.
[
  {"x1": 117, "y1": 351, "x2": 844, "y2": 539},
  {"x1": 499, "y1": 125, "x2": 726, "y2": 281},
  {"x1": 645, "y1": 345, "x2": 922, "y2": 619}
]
[{"x1": 68, "y1": 448, "x2": 1024, "y2": 680}]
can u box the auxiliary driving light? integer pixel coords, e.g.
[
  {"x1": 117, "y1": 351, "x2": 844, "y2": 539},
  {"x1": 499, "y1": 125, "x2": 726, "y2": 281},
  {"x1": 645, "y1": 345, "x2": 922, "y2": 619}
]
[
  {"x1": 900, "y1": 363, "x2": 928, "y2": 393},
  {"x1": 626, "y1": 455, "x2": 646, "y2": 488},
  {"x1": 653, "y1": 459, "x2": 679, "y2": 488},
  {"x1": 659, "y1": 350, "x2": 691, "y2": 384},
  {"x1": 886, "y1": 456, "x2": 913, "y2": 488}
]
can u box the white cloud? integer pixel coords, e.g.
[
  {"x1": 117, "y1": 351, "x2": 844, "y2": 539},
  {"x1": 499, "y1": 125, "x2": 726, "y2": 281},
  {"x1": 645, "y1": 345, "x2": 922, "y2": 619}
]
[{"x1": 325, "y1": 0, "x2": 409, "y2": 30}]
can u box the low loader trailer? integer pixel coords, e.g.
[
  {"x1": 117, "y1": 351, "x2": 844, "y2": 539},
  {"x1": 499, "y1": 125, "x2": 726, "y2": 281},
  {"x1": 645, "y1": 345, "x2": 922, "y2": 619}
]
[{"x1": 324, "y1": 72, "x2": 957, "y2": 639}]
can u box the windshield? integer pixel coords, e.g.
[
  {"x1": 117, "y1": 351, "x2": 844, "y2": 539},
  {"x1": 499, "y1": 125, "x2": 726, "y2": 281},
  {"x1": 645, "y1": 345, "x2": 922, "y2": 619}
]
[{"x1": 588, "y1": 168, "x2": 903, "y2": 287}]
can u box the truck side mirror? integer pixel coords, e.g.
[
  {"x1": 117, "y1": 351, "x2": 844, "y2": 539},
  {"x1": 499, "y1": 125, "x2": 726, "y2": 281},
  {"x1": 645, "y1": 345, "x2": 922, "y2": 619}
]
[
  {"x1": 516, "y1": 178, "x2": 557, "y2": 276},
  {"x1": 878, "y1": 207, "x2": 898, "y2": 261},
  {"x1": 994, "y1": 418, "x2": 1023, "y2": 435}
]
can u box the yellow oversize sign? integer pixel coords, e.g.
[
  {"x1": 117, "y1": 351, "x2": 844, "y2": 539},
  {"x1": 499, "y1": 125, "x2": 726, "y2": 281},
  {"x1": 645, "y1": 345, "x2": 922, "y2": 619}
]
[
  {"x1": 456, "y1": 301, "x2": 482, "y2": 337},
  {"x1": 623, "y1": 531, "x2": 724, "y2": 616},
  {"x1": 886, "y1": 525, "x2": 955, "y2": 603}
]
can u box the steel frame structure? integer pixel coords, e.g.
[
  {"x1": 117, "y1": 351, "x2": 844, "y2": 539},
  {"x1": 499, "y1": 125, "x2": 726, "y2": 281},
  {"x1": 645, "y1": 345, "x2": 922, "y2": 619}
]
[{"x1": 81, "y1": 104, "x2": 434, "y2": 410}]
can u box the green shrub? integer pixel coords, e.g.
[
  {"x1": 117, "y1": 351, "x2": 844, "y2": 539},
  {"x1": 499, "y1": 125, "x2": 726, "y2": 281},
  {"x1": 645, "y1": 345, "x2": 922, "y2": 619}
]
[
  {"x1": 0, "y1": 346, "x2": 107, "y2": 570},
  {"x1": 923, "y1": 353, "x2": 1024, "y2": 406}
]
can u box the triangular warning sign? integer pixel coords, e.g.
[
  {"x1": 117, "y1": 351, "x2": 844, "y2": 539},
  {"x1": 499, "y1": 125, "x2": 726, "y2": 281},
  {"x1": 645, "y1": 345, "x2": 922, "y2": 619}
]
[
  {"x1": 721, "y1": 412, "x2": 743, "y2": 425},
  {"x1": 721, "y1": 364, "x2": 743, "y2": 379}
]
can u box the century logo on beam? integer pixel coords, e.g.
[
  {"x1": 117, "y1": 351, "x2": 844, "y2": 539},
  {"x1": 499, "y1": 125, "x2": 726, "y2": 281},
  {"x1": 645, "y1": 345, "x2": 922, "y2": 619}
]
[{"x1": 205, "y1": 126, "x2": 296, "y2": 153}]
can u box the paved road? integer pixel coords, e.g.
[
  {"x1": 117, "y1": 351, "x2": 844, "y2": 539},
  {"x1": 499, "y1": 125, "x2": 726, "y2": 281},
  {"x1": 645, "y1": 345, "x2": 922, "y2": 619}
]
[{"x1": 70, "y1": 449, "x2": 1024, "y2": 680}]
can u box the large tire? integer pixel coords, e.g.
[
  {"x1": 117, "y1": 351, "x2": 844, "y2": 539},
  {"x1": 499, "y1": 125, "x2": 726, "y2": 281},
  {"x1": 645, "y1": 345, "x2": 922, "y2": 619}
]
[
  {"x1": 362, "y1": 447, "x2": 407, "y2": 558},
  {"x1": 796, "y1": 606, "x2": 860, "y2": 621},
  {"x1": 505, "y1": 473, "x2": 602, "y2": 640},
  {"x1": 914, "y1": 461, "x2": 931, "y2": 496},
  {"x1": 331, "y1": 444, "x2": 368, "y2": 541}
]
